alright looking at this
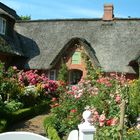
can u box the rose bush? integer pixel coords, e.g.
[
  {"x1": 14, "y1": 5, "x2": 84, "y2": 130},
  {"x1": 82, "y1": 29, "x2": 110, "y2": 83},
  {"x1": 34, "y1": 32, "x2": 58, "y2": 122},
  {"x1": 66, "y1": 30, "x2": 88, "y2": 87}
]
[
  {"x1": 45, "y1": 69, "x2": 140, "y2": 139},
  {"x1": 0, "y1": 62, "x2": 58, "y2": 109}
]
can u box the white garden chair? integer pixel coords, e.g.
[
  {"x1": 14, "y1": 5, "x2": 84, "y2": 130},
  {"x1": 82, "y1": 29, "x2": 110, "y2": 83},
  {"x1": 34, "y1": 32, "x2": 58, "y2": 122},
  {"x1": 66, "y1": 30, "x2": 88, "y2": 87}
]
[{"x1": 0, "y1": 131, "x2": 49, "y2": 140}]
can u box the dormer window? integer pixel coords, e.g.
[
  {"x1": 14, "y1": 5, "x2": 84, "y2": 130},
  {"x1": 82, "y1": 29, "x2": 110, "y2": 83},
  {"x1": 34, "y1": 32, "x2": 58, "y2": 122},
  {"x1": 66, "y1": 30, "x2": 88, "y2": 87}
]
[{"x1": 0, "y1": 17, "x2": 6, "y2": 35}]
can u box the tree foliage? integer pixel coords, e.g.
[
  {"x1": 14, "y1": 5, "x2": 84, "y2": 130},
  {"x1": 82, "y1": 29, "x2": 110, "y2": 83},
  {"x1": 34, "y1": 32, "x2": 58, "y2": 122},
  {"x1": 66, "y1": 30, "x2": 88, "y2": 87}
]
[{"x1": 20, "y1": 15, "x2": 31, "y2": 20}]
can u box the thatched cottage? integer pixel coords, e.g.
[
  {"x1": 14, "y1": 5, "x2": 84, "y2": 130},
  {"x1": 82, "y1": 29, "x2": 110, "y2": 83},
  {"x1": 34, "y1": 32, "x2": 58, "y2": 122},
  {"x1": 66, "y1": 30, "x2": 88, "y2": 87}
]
[{"x1": 0, "y1": 2, "x2": 140, "y2": 84}]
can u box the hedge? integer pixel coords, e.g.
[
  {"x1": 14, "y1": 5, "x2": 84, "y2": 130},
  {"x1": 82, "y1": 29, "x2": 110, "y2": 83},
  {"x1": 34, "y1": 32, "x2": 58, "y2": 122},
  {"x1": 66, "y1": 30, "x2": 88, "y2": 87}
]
[
  {"x1": 9, "y1": 101, "x2": 50, "y2": 124},
  {"x1": 0, "y1": 101, "x2": 50, "y2": 132}
]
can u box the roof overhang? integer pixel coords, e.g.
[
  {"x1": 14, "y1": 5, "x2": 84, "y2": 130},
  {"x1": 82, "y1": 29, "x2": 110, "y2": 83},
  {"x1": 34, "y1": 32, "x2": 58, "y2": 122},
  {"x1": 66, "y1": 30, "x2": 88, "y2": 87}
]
[
  {"x1": 0, "y1": 2, "x2": 20, "y2": 20},
  {"x1": 0, "y1": 35, "x2": 24, "y2": 56}
]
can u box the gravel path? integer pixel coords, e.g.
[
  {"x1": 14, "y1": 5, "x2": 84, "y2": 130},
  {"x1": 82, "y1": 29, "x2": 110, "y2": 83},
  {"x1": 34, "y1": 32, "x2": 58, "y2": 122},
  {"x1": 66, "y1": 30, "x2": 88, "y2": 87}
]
[{"x1": 8, "y1": 113, "x2": 49, "y2": 136}]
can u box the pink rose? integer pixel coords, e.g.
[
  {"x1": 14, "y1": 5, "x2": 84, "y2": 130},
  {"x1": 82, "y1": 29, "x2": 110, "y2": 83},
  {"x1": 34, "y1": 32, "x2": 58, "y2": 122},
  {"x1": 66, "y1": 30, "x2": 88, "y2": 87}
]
[
  {"x1": 99, "y1": 121, "x2": 105, "y2": 127},
  {"x1": 111, "y1": 118, "x2": 118, "y2": 126},
  {"x1": 99, "y1": 114, "x2": 106, "y2": 122},
  {"x1": 72, "y1": 85, "x2": 78, "y2": 91},
  {"x1": 115, "y1": 95, "x2": 121, "y2": 103},
  {"x1": 94, "y1": 111, "x2": 99, "y2": 119}
]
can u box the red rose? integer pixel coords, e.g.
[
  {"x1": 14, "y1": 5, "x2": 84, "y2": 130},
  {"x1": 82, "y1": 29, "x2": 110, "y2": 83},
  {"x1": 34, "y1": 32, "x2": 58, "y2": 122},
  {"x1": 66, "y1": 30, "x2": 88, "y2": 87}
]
[
  {"x1": 70, "y1": 109, "x2": 77, "y2": 113},
  {"x1": 106, "y1": 119, "x2": 112, "y2": 126}
]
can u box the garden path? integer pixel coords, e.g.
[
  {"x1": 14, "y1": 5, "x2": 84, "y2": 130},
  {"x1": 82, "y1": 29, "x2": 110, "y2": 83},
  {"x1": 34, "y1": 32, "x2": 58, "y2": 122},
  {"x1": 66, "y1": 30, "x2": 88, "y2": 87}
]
[{"x1": 8, "y1": 112, "x2": 49, "y2": 136}]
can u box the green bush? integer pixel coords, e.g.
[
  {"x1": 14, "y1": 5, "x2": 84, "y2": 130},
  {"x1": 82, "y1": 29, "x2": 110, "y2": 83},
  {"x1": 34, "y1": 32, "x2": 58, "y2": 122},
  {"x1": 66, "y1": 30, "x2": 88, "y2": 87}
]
[
  {"x1": 0, "y1": 119, "x2": 7, "y2": 132},
  {"x1": 57, "y1": 63, "x2": 68, "y2": 82},
  {"x1": 45, "y1": 64, "x2": 139, "y2": 139},
  {"x1": 94, "y1": 126, "x2": 119, "y2": 140},
  {"x1": 4, "y1": 100, "x2": 23, "y2": 112},
  {"x1": 0, "y1": 63, "x2": 22, "y2": 102},
  {"x1": 10, "y1": 108, "x2": 34, "y2": 123},
  {"x1": 9, "y1": 101, "x2": 50, "y2": 124},
  {"x1": 0, "y1": 100, "x2": 50, "y2": 130},
  {"x1": 123, "y1": 127, "x2": 140, "y2": 140},
  {"x1": 47, "y1": 126, "x2": 61, "y2": 140},
  {"x1": 44, "y1": 116, "x2": 61, "y2": 140},
  {"x1": 128, "y1": 79, "x2": 140, "y2": 126}
]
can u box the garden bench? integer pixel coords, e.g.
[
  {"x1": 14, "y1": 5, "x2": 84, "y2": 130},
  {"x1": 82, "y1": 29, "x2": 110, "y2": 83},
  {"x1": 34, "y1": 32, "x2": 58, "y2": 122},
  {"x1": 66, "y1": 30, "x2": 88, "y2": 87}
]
[{"x1": 0, "y1": 131, "x2": 49, "y2": 140}]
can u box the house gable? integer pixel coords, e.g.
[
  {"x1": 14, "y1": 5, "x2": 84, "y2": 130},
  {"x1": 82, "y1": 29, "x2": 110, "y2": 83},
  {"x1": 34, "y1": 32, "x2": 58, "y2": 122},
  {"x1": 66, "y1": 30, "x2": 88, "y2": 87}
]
[
  {"x1": 51, "y1": 37, "x2": 100, "y2": 68},
  {"x1": 48, "y1": 37, "x2": 100, "y2": 82}
]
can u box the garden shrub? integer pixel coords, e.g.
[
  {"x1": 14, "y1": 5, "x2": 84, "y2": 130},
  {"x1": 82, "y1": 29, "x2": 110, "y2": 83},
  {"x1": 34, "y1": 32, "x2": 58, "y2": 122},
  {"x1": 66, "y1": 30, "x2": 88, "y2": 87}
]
[
  {"x1": 17, "y1": 70, "x2": 58, "y2": 107},
  {"x1": 44, "y1": 115, "x2": 61, "y2": 140},
  {"x1": 44, "y1": 68, "x2": 140, "y2": 139},
  {"x1": 0, "y1": 119, "x2": 7, "y2": 132},
  {"x1": 43, "y1": 54, "x2": 140, "y2": 139},
  {"x1": 128, "y1": 79, "x2": 140, "y2": 126},
  {"x1": 0, "y1": 61, "x2": 58, "y2": 117},
  {"x1": 125, "y1": 127, "x2": 140, "y2": 139},
  {"x1": 0, "y1": 100, "x2": 50, "y2": 131},
  {"x1": 8, "y1": 100, "x2": 50, "y2": 124},
  {"x1": 47, "y1": 126, "x2": 61, "y2": 140},
  {"x1": 0, "y1": 63, "x2": 22, "y2": 102},
  {"x1": 4, "y1": 100, "x2": 23, "y2": 112},
  {"x1": 57, "y1": 62, "x2": 68, "y2": 82},
  {"x1": 48, "y1": 82, "x2": 90, "y2": 137}
]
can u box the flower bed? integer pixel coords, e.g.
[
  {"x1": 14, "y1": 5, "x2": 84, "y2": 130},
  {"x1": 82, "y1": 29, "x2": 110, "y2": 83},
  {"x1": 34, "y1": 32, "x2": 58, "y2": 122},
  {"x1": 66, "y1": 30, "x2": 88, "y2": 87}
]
[
  {"x1": 0, "y1": 62, "x2": 58, "y2": 132},
  {"x1": 44, "y1": 69, "x2": 140, "y2": 139}
]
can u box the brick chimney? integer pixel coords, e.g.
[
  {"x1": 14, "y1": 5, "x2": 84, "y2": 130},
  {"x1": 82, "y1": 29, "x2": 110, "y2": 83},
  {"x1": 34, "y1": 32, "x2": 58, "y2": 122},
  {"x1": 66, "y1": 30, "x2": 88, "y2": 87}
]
[{"x1": 103, "y1": 4, "x2": 114, "y2": 21}]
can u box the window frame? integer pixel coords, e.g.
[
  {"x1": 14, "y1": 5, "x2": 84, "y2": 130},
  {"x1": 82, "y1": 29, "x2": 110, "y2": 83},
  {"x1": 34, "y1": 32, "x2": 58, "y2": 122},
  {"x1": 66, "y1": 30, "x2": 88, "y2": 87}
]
[
  {"x1": 49, "y1": 70, "x2": 56, "y2": 80},
  {"x1": 0, "y1": 17, "x2": 6, "y2": 35}
]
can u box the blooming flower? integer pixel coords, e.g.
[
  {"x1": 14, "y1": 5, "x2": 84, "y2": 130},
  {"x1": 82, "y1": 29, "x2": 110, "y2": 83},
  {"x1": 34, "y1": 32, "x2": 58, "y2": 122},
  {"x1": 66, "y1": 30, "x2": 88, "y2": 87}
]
[
  {"x1": 99, "y1": 121, "x2": 105, "y2": 127},
  {"x1": 115, "y1": 95, "x2": 121, "y2": 103},
  {"x1": 106, "y1": 119, "x2": 112, "y2": 126},
  {"x1": 99, "y1": 114, "x2": 106, "y2": 127},
  {"x1": 110, "y1": 118, "x2": 118, "y2": 126},
  {"x1": 99, "y1": 114, "x2": 106, "y2": 122},
  {"x1": 72, "y1": 85, "x2": 78, "y2": 91},
  {"x1": 70, "y1": 109, "x2": 77, "y2": 113}
]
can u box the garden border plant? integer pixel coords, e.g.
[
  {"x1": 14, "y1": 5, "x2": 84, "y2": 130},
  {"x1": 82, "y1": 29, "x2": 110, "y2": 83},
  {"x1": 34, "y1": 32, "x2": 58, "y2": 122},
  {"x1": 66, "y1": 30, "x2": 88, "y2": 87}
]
[
  {"x1": 0, "y1": 61, "x2": 58, "y2": 132},
  {"x1": 43, "y1": 53, "x2": 140, "y2": 139},
  {"x1": 0, "y1": 100, "x2": 50, "y2": 132}
]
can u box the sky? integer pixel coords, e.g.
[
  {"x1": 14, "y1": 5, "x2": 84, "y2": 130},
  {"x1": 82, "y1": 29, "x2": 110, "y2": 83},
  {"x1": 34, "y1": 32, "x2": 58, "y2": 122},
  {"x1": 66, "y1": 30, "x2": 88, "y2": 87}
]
[{"x1": 1, "y1": 0, "x2": 140, "y2": 20}]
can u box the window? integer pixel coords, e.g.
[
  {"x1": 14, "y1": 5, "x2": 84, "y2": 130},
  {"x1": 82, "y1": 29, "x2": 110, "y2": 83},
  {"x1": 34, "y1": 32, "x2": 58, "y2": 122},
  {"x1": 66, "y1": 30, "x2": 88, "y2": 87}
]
[
  {"x1": 0, "y1": 17, "x2": 6, "y2": 35},
  {"x1": 72, "y1": 51, "x2": 81, "y2": 64},
  {"x1": 49, "y1": 70, "x2": 56, "y2": 80}
]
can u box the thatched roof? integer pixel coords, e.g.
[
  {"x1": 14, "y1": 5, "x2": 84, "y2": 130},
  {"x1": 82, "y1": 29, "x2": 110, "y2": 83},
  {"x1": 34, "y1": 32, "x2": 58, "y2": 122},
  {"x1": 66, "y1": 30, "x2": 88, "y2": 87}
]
[
  {"x1": 51, "y1": 37, "x2": 100, "y2": 68},
  {"x1": 0, "y1": 2, "x2": 20, "y2": 20},
  {"x1": 0, "y1": 35, "x2": 24, "y2": 56},
  {"x1": 134, "y1": 51, "x2": 140, "y2": 63},
  {"x1": 15, "y1": 19, "x2": 140, "y2": 73}
]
